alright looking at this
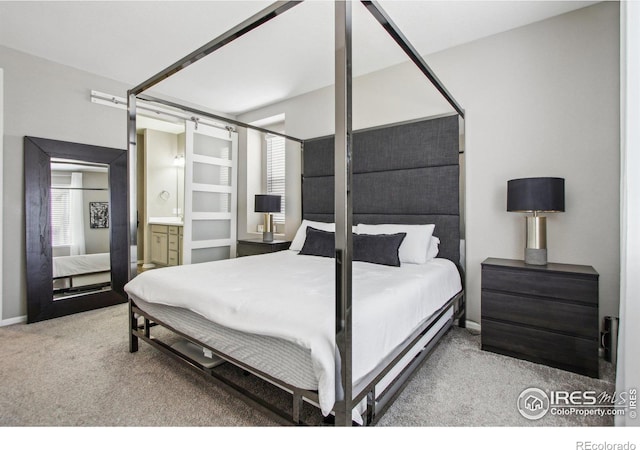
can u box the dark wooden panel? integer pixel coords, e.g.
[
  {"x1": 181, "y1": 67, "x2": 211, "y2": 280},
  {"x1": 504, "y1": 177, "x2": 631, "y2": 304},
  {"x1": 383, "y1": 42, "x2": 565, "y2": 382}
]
[
  {"x1": 481, "y1": 319, "x2": 599, "y2": 377},
  {"x1": 482, "y1": 265, "x2": 598, "y2": 304},
  {"x1": 482, "y1": 257, "x2": 599, "y2": 276},
  {"x1": 481, "y1": 290, "x2": 598, "y2": 339},
  {"x1": 109, "y1": 151, "x2": 129, "y2": 298},
  {"x1": 24, "y1": 138, "x2": 53, "y2": 322},
  {"x1": 237, "y1": 240, "x2": 291, "y2": 257}
]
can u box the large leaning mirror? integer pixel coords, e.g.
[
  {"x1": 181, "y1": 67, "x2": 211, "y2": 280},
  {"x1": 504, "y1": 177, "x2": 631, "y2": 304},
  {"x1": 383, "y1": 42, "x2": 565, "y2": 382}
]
[{"x1": 24, "y1": 136, "x2": 128, "y2": 323}]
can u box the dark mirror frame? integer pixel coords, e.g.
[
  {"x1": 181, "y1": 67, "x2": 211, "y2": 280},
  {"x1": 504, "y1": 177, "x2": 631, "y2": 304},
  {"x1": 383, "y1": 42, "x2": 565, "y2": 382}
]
[{"x1": 24, "y1": 136, "x2": 128, "y2": 323}]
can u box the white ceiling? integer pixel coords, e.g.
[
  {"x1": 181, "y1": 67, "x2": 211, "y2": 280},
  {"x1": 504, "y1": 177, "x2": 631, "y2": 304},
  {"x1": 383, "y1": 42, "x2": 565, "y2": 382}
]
[{"x1": 0, "y1": 0, "x2": 597, "y2": 115}]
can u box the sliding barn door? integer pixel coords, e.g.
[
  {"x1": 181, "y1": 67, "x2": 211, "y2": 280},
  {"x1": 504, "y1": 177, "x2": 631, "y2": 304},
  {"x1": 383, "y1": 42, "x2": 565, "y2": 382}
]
[{"x1": 183, "y1": 122, "x2": 238, "y2": 264}]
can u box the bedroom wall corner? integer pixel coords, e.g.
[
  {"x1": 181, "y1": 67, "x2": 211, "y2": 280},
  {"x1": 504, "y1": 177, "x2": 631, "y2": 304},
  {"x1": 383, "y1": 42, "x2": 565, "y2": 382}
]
[
  {"x1": 462, "y1": 1, "x2": 620, "y2": 331},
  {"x1": 1, "y1": 67, "x2": 4, "y2": 322},
  {"x1": 0, "y1": 45, "x2": 129, "y2": 321},
  {"x1": 284, "y1": 139, "x2": 302, "y2": 240},
  {"x1": 237, "y1": 2, "x2": 621, "y2": 333}
]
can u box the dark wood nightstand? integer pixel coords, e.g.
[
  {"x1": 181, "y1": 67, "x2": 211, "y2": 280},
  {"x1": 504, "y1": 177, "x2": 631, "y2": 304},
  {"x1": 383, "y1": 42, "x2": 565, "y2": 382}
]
[
  {"x1": 237, "y1": 239, "x2": 291, "y2": 257},
  {"x1": 481, "y1": 257, "x2": 599, "y2": 378}
]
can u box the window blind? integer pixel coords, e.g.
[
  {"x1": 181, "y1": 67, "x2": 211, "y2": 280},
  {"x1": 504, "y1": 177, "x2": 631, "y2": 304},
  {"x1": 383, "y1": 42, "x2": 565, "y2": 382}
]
[
  {"x1": 266, "y1": 135, "x2": 286, "y2": 224},
  {"x1": 50, "y1": 187, "x2": 71, "y2": 246}
]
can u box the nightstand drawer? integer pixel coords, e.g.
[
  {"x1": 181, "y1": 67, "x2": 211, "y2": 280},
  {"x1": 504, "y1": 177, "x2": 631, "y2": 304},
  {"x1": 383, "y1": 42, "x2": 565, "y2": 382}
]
[
  {"x1": 237, "y1": 243, "x2": 265, "y2": 257},
  {"x1": 482, "y1": 291, "x2": 598, "y2": 338},
  {"x1": 482, "y1": 319, "x2": 598, "y2": 377},
  {"x1": 482, "y1": 266, "x2": 598, "y2": 304},
  {"x1": 237, "y1": 240, "x2": 291, "y2": 257}
]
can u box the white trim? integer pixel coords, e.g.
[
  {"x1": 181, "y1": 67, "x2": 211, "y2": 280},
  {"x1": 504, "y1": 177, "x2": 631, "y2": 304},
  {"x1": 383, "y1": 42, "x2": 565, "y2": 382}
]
[
  {"x1": 616, "y1": 0, "x2": 640, "y2": 427},
  {"x1": 192, "y1": 154, "x2": 233, "y2": 167},
  {"x1": 192, "y1": 183, "x2": 233, "y2": 194},
  {"x1": 190, "y1": 239, "x2": 233, "y2": 250},
  {"x1": 191, "y1": 212, "x2": 233, "y2": 221},
  {"x1": 464, "y1": 320, "x2": 481, "y2": 333},
  {"x1": 1, "y1": 316, "x2": 27, "y2": 327}
]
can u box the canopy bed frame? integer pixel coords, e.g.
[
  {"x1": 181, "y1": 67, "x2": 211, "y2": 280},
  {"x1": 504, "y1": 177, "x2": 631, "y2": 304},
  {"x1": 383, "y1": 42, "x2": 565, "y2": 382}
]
[{"x1": 126, "y1": 0, "x2": 465, "y2": 426}]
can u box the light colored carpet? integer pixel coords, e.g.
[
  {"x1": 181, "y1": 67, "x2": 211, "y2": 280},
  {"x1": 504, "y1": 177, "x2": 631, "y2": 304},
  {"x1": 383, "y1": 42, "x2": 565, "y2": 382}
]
[{"x1": 0, "y1": 304, "x2": 614, "y2": 426}]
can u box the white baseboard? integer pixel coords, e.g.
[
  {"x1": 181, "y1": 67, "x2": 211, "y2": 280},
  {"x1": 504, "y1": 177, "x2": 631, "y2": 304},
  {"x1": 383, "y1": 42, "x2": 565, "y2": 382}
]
[
  {"x1": 464, "y1": 320, "x2": 481, "y2": 332},
  {"x1": 1, "y1": 315, "x2": 27, "y2": 327}
]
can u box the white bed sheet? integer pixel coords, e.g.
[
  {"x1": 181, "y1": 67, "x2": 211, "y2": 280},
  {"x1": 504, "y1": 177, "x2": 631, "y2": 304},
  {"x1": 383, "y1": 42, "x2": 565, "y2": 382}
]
[
  {"x1": 124, "y1": 250, "x2": 461, "y2": 417},
  {"x1": 53, "y1": 252, "x2": 110, "y2": 278}
]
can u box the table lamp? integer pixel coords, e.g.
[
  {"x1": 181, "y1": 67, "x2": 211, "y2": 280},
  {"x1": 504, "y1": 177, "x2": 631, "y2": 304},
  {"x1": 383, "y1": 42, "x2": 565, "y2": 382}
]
[
  {"x1": 507, "y1": 177, "x2": 565, "y2": 265},
  {"x1": 255, "y1": 194, "x2": 281, "y2": 242}
]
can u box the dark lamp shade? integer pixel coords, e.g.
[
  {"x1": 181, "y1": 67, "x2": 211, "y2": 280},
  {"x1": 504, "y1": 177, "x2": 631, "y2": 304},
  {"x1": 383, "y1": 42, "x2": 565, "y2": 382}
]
[
  {"x1": 255, "y1": 194, "x2": 281, "y2": 213},
  {"x1": 507, "y1": 177, "x2": 565, "y2": 212}
]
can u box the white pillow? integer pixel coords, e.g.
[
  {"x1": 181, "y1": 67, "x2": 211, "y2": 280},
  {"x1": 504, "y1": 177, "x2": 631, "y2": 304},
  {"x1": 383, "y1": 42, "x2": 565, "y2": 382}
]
[
  {"x1": 290, "y1": 220, "x2": 335, "y2": 251},
  {"x1": 356, "y1": 223, "x2": 435, "y2": 264},
  {"x1": 426, "y1": 236, "x2": 440, "y2": 261}
]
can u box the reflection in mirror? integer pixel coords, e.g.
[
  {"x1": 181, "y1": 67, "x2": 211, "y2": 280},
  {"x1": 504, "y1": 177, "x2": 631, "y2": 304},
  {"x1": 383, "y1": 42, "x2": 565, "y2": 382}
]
[
  {"x1": 50, "y1": 159, "x2": 112, "y2": 300},
  {"x1": 25, "y1": 136, "x2": 127, "y2": 323}
]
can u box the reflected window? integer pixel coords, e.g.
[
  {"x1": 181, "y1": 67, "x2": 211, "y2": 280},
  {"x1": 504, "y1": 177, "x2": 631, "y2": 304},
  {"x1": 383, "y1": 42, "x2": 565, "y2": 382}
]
[
  {"x1": 51, "y1": 173, "x2": 72, "y2": 247},
  {"x1": 266, "y1": 134, "x2": 285, "y2": 224}
]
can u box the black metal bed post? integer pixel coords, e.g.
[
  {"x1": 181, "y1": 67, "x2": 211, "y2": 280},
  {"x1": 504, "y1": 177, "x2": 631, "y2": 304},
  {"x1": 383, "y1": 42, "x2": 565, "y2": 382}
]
[
  {"x1": 334, "y1": 0, "x2": 353, "y2": 427},
  {"x1": 362, "y1": 0, "x2": 467, "y2": 331},
  {"x1": 127, "y1": 92, "x2": 139, "y2": 355},
  {"x1": 136, "y1": 93, "x2": 304, "y2": 143},
  {"x1": 129, "y1": 1, "x2": 301, "y2": 96},
  {"x1": 360, "y1": 0, "x2": 464, "y2": 119},
  {"x1": 458, "y1": 114, "x2": 466, "y2": 328}
]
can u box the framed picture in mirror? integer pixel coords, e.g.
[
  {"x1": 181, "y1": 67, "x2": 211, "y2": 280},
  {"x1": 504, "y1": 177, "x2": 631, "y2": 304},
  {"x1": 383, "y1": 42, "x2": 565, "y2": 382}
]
[{"x1": 89, "y1": 202, "x2": 109, "y2": 229}]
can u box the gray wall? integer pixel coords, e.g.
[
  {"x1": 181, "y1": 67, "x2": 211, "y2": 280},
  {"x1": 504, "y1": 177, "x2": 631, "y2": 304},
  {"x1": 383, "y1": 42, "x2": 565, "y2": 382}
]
[
  {"x1": 238, "y1": 127, "x2": 264, "y2": 238},
  {"x1": 143, "y1": 129, "x2": 183, "y2": 219},
  {"x1": 239, "y1": 3, "x2": 621, "y2": 331},
  {"x1": 1, "y1": 44, "x2": 129, "y2": 320},
  {"x1": 1, "y1": 68, "x2": 4, "y2": 322},
  {"x1": 82, "y1": 171, "x2": 110, "y2": 255}
]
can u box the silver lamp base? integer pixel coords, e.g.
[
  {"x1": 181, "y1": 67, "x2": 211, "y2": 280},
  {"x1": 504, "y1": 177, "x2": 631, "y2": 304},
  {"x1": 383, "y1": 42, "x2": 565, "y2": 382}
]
[
  {"x1": 525, "y1": 248, "x2": 547, "y2": 265},
  {"x1": 524, "y1": 215, "x2": 548, "y2": 265},
  {"x1": 262, "y1": 213, "x2": 274, "y2": 242}
]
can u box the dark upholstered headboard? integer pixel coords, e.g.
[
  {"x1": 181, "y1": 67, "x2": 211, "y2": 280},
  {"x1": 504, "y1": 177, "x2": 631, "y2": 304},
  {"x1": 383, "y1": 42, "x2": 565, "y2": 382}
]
[{"x1": 302, "y1": 115, "x2": 460, "y2": 266}]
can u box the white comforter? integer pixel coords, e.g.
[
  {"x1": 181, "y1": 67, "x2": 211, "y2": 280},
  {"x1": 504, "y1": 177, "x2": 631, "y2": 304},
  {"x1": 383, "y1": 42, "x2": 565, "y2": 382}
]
[
  {"x1": 124, "y1": 250, "x2": 461, "y2": 418},
  {"x1": 53, "y1": 252, "x2": 111, "y2": 278}
]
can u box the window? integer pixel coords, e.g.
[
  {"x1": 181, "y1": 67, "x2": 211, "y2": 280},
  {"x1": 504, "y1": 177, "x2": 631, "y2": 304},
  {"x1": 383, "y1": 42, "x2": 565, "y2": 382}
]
[
  {"x1": 51, "y1": 174, "x2": 71, "y2": 246},
  {"x1": 266, "y1": 134, "x2": 286, "y2": 224}
]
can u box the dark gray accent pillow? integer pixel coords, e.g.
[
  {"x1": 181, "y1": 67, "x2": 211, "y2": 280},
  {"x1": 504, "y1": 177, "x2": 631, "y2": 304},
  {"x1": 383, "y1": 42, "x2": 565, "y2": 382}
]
[
  {"x1": 299, "y1": 227, "x2": 335, "y2": 258},
  {"x1": 299, "y1": 227, "x2": 406, "y2": 267},
  {"x1": 354, "y1": 232, "x2": 406, "y2": 267}
]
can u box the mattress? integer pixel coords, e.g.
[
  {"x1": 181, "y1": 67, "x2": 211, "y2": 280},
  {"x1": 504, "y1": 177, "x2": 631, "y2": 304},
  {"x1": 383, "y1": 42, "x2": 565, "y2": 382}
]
[
  {"x1": 132, "y1": 296, "x2": 319, "y2": 390},
  {"x1": 125, "y1": 250, "x2": 461, "y2": 418},
  {"x1": 53, "y1": 252, "x2": 110, "y2": 278}
]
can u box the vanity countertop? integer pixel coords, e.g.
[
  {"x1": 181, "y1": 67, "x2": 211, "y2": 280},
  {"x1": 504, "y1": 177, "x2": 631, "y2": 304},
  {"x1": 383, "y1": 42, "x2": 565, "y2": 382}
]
[{"x1": 148, "y1": 217, "x2": 184, "y2": 227}]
